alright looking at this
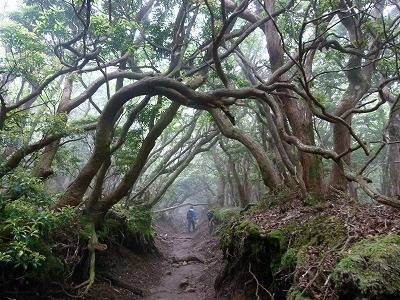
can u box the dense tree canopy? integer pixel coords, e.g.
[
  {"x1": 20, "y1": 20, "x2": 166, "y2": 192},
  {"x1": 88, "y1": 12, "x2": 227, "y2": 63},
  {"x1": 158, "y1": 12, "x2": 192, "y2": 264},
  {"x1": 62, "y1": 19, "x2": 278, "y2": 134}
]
[{"x1": 1, "y1": 0, "x2": 399, "y2": 233}]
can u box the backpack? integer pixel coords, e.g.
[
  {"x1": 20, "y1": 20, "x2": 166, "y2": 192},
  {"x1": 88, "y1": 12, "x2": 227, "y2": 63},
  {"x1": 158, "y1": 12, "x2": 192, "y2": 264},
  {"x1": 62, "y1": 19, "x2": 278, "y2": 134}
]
[{"x1": 187, "y1": 209, "x2": 194, "y2": 220}]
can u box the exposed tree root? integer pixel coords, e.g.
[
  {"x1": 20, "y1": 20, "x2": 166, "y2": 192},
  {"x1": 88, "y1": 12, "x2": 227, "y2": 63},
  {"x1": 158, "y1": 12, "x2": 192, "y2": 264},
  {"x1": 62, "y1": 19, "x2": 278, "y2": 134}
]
[
  {"x1": 81, "y1": 224, "x2": 107, "y2": 295},
  {"x1": 248, "y1": 263, "x2": 274, "y2": 300},
  {"x1": 99, "y1": 272, "x2": 144, "y2": 296},
  {"x1": 172, "y1": 254, "x2": 205, "y2": 264}
]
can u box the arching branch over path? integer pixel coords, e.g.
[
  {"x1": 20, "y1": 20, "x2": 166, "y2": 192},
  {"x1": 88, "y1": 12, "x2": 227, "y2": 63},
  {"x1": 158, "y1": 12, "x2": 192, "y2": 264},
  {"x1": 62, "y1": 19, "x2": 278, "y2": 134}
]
[{"x1": 153, "y1": 203, "x2": 211, "y2": 213}]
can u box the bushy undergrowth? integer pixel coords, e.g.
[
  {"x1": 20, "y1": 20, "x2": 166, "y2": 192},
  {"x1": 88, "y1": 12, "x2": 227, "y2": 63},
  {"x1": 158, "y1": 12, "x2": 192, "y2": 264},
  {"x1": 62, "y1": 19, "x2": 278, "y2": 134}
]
[
  {"x1": 0, "y1": 195, "x2": 157, "y2": 298},
  {"x1": 0, "y1": 168, "x2": 159, "y2": 299},
  {"x1": 0, "y1": 198, "x2": 77, "y2": 296}
]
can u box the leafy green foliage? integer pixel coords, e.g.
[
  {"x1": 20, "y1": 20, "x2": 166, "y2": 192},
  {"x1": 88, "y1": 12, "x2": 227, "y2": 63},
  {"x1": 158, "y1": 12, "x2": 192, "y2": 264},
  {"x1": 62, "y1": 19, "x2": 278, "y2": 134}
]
[
  {"x1": 8, "y1": 6, "x2": 42, "y2": 31},
  {"x1": 1, "y1": 110, "x2": 79, "y2": 154},
  {"x1": 0, "y1": 200, "x2": 76, "y2": 275},
  {"x1": 52, "y1": 144, "x2": 84, "y2": 176},
  {"x1": 0, "y1": 20, "x2": 53, "y2": 83},
  {"x1": 90, "y1": 14, "x2": 110, "y2": 39},
  {"x1": 33, "y1": 5, "x2": 68, "y2": 37},
  {"x1": 135, "y1": 100, "x2": 166, "y2": 127},
  {"x1": 90, "y1": 13, "x2": 138, "y2": 53},
  {"x1": 1, "y1": 169, "x2": 52, "y2": 204},
  {"x1": 1, "y1": 221, "x2": 46, "y2": 270},
  {"x1": 0, "y1": 20, "x2": 46, "y2": 54},
  {"x1": 113, "y1": 128, "x2": 144, "y2": 173}
]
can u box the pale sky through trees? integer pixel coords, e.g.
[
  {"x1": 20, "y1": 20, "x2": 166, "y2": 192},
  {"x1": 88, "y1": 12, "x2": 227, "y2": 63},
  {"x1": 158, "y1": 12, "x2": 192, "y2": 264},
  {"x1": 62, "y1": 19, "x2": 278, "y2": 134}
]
[{"x1": 0, "y1": 0, "x2": 21, "y2": 14}]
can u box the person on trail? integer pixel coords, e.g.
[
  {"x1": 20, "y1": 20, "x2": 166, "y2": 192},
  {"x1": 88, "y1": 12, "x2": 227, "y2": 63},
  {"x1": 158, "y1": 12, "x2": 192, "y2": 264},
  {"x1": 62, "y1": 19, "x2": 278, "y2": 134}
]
[{"x1": 187, "y1": 206, "x2": 196, "y2": 233}]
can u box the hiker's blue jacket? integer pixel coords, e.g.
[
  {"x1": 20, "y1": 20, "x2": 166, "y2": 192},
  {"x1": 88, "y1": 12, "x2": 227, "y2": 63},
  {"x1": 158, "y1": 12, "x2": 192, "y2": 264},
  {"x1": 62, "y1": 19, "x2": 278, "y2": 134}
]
[{"x1": 187, "y1": 208, "x2": 196, "y2": 220}]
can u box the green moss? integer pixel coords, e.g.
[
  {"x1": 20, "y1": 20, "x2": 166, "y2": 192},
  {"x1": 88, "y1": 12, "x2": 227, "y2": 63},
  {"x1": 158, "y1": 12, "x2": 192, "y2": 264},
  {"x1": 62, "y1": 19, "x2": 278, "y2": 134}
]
[
  {"x1": 212, "y1": 207, "x2": 241, "y2": 237},
  {"x1": 303, "y1": 194, "x2": 320, "y2": 206},
  {"x1": 97, "y1": 207, "x2": 155, "y2": 241},
  {"x1": 126, "y1": 208, "x2": 154, "y2": 239},
  {"x1": 289, "y1": 215, "x2": 347, "y2": 248},
  {"x1": 271, "y1": 215, "x2": 348, "y2": 297},
  {"x1": 265, "y1": 230, "x2": 288, "y2": 274},
  {"x1": 220, "y1": 220, "x2": 260, "y2": 256},
  {"x1": 266, "y1": 230, "x2": 287, "y2": 249},
  {"x1": 273, "y1": 215, "x2": 347, "y2": 276},
  {"x1": 281, "y1": 247, "x2": 298, "y2": 271},
  {"x1": 79, "y1": 214, "x2": 94, "y2": 240},
  {"x1": 250, "y1": 241, "x2": 262, "y2": 254},
  {"x1": 97, "y1": 216, "x2": 120, "y2": 242},
  {"x1": 217, "y1": 207, "x2": 361, "y2": 299},
  {"x1": 237, "y1": 221, "x2": 260, "y2": 236},
  {"x1": 284, "y1": 222, "x2": 296, "y2": 233},
  {"x1": 210, "y1": 207, "x2": 241, "y2": 225},
  {"x1": 332, "y1": 234, "x2": 400, "y2": 296}
]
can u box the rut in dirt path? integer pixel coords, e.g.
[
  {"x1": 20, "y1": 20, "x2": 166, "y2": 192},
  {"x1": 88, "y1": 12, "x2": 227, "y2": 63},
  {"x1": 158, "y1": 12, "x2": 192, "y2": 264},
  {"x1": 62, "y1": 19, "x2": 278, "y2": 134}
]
[{"x1": 143, "y1": 221, "x2": 221, "y2": 300}]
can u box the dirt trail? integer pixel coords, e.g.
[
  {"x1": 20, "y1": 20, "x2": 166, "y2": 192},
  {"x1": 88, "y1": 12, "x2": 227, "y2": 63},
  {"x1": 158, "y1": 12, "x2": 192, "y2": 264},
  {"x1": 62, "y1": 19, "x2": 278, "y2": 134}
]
[
  {"x1": 143, "y1": 235, "x2": 207, "y2": 299},
  {"x1": 87, "y1": 218, "x2": 222, "y2": 300},
  {"x1": 143, "y1": 220, "x2": 221, "y2": 300}
]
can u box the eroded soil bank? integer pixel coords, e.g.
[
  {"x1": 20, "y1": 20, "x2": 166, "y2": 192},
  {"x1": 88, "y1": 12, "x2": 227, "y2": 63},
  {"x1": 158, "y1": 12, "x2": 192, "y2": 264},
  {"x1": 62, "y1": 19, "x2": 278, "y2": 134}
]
[{"x1": 213, "y1": 196, "x2": 400, "y2": 300}]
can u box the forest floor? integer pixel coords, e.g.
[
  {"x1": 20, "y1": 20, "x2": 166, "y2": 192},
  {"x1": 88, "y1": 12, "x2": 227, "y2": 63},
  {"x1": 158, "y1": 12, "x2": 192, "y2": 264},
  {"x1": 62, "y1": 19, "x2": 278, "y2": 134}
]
[{"x1": 85, "y1": 218, "x2": 223, "y2": 300}]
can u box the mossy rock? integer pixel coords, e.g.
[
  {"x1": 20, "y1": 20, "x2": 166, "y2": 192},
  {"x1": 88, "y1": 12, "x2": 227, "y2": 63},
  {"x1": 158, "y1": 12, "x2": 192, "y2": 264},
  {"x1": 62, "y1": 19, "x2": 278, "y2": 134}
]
[
  {"x1": 217, "y1": 207, "x2": 352, "y2": 299},
  {"x1": 332, "y1": 234, "x2": 400, "y2": 298},
  {"x1": 220, "y1": 220, "x2": 264, "y2": 260},
  {"x1": 277, "y1": 215, "x2": 347, "y2": 275},
  {"x1": 270, "y1": 214, "x2": 348, "y2": 299},
  {"x1": 280, "y1": 247, "x2": 299, "y2": 272}
]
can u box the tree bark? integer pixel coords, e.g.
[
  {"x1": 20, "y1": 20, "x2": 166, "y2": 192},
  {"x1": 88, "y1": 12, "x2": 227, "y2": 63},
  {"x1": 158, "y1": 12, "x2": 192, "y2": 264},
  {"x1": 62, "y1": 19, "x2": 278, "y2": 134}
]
[
  {"x1": 219, "y1": 139, "x2": 249, "y2": 208},
  {"x1": 263, "y1": 0, "x2": 323, "y2": 194},
  {"x1": 211, "y1": 148, "x2": 228, "y2": 207},
  {"x1": 329, "y1": 59, "x2": 372, "y2": 191},
  {"x1": 209, "y1": 108, "x2": 283, "y2": 193},
  {"x1": 31, "y1": 76, "x2": 73, "y2": 179},
  {"x1": 383, "y1": 100, "x2": 400, "y2": 198},
  {"x1": 84, "y1": 102, "x2": 180, "y2": 226}
]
